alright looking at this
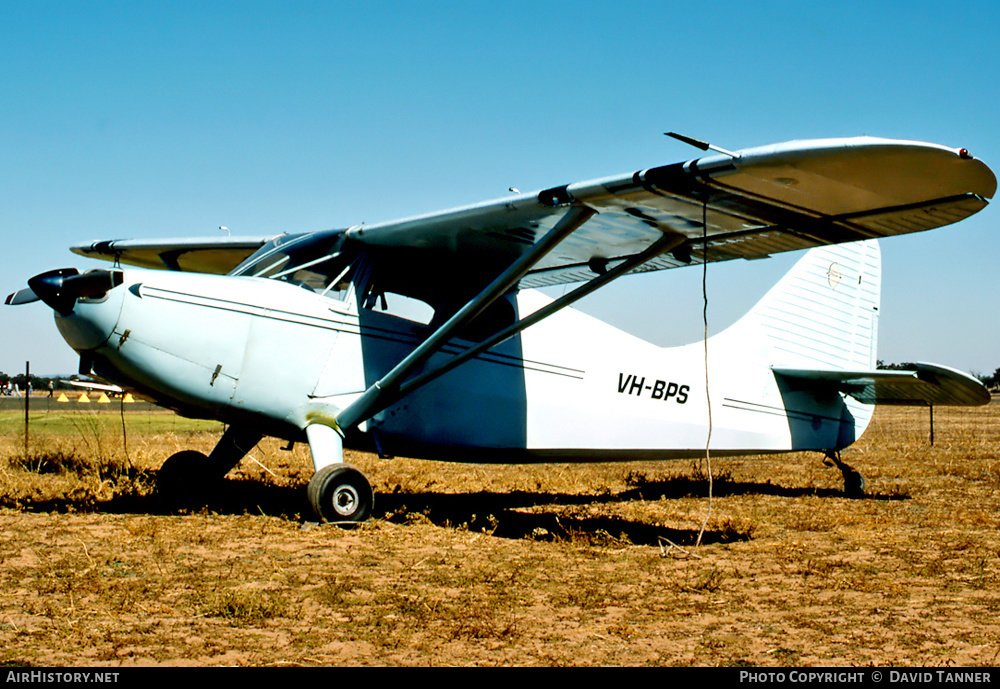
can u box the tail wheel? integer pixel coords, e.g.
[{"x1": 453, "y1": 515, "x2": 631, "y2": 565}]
[
  {"x1": 307, "y1": 464, "x2": 374, "y2": 523},
  {"x1": 843, "y1": 468, "x2": 866, "y2": 498},
  {"x1": 824, "y1": 451, "x2": 866, "y2": 498}
]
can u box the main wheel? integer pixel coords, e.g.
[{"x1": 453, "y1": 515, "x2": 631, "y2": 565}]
[
  {"x1": 156, "y1": 450, "x2": 212, "y2": 503},
  {"x1": 307, "y1": 464, "x2": 374, "y2": 523}
]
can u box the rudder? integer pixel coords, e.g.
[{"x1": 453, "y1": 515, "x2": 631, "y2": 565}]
[{"x1": 742, "y1": 239, "x2": 881, "y2": 371}]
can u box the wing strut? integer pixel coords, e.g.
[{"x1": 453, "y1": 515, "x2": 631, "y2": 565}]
[{"x1": 334, "y1": 205, "x2": 596, "y2": 433}]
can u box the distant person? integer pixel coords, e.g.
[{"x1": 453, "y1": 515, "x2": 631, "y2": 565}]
[{"x1": 48, "y1": 380, "x2": 54, "y2": 397}]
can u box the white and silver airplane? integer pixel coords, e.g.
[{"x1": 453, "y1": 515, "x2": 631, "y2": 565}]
[{"x1": 7, "y1": 136, "x2": 996, "y2": 522}]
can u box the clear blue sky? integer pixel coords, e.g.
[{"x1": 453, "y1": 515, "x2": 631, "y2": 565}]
[{"x1": 2, "y1": 1, "x2": 998, "y2": 375}]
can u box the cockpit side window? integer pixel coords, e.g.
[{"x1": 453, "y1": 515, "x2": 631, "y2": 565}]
[
  {"x1": 319, "y1": 262, "x2": 355, "y2": 303},
  {"x1": 230, "y1": 231, "x2": 357, "y2": 302}
]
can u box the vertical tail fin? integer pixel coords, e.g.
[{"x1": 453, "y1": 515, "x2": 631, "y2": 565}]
[{"x1": 742, "y1": 239, "x2": 881, "y2": 370}]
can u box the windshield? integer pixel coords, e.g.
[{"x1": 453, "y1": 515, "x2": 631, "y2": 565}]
[{"x1": 229, "y1": 231, "x2": 357, "y2": 299}]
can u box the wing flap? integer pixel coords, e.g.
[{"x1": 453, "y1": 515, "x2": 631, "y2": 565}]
[
  {"x1": 71, "y1": 236, "x2": 276, "y2": 275},
  {"x1": 773, "y1": 363, "x2": 990, "y2": 407}
]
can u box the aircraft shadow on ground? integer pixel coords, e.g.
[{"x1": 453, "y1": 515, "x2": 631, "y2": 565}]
[
  {"x1": 376, "y1": 490, "x2": 744, "y2": 546},
  {"x1": 12, "y1": 472, "x2": 905, "y2": 546}
]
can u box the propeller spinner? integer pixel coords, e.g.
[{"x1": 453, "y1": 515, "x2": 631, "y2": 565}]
[{"x1": 6, "y1": 268, "x2": 124, "y2": 316}]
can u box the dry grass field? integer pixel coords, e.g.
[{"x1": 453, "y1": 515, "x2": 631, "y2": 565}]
[{"x1": 0, "y1": 400, "x2": 998, "y2": 666}]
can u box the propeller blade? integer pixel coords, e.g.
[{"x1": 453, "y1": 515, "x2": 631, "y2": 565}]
[{"x1": 4, "y1": 287, "x2": 40, "y2": 306}]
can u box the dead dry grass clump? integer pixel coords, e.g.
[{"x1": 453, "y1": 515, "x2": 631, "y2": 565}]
[
  {"x1": 198, "y1": 589, "x2": 289, "y2": 625},
  {"x1": 1, "y1": 441, "x2": 154, "y2": 511},
  {"x1": 8, "y1": 447, "x2": 133, "y2": 480},
  {"x1": 624, "y1": 465, "x2": 733, "y2": 499}
]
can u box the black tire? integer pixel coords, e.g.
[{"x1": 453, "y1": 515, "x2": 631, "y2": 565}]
[
  {"x1": 157, "y1": 450, "x2": 211, "y2": 503},
  {"x1": 844, "y1": 469, "x2": 866, "y2": 498},
  {"x1": 307, "y1": 464, "x2": 374, "y2": 523}
]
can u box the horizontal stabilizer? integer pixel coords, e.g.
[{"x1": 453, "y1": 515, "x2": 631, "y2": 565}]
[{"x1": 773, "y1": 362, "x2": 990, "y2": 407}]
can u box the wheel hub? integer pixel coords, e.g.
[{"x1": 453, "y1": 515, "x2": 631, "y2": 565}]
[
  {"x1": 307, "y1": 463, "x2": 374, "y2": 523},
  {"x1": 333, "y1": 485, "x2": 360, "y2": 517}
]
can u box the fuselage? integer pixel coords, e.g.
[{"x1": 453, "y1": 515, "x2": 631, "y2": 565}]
[{"x1": 53, "y1": 257, "x2": 874, "y2": 462}]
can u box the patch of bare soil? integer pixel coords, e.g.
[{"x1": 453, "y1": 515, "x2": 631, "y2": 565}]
[{"x1": 1, "y1": 403, "x2": 999, "y2": 666}]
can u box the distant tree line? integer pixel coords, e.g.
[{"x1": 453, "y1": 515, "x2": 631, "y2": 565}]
[
  {"x1": 0, "y1": 372, "x2": 62, "y2": 391},
  {"x1": 876, "y1": 360, "x2": 912, "y2": 371},
  {"x1": 975, "y1": 368, "x2": 1000, "y2": 389}
]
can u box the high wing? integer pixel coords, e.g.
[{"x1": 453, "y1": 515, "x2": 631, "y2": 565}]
[
  {"x1": 773, "y1": 363, "x2": 990, "y2": 407},
  {"x1": 346, "y1": 136, "x2": 996, "y2": 288},
  {"x1": 69, "y1": 138, "x2": 994, "y2": 287},
  {"x1": 71, "y1": 235, "x2": 276, "y2": 274}
]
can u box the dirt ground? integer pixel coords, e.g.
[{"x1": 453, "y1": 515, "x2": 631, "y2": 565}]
[{"x1": 1, "y1": 402, "x2": 998, "y2": 667}]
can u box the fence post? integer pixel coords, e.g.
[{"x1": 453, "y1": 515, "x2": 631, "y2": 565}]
[{"x1": 24, "y1": 361, "x2": 30, "y2": 457}]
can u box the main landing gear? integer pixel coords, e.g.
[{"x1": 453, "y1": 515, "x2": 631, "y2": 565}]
[
  {"x1": 823, "y1": 450, "x2": 865, "y2": 498},
  {"x1": 157, "y1": 425, "x2": 263, "y2": 503},
  {"x1": 303, "y1": 423, "x2": 374, "y2": 524},
  {"x1": 156, "y1": 421, "x2": 374, "y2": 523}
]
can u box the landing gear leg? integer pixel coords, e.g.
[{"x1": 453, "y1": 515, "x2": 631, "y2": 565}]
[
  {"x1": 157, "y1": 425, "x2": 263, "y2": 502},
  {"x1": 823, "y1": 450, "x2": 866, "y2": 498},
  {"x1": 305, "y1": 424, "x2": 373, "y2": 523}
]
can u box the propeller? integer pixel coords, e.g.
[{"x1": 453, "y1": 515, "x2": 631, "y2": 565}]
[{"x1": 5, "y1": 268, "x2": 124, "y2": 315}]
